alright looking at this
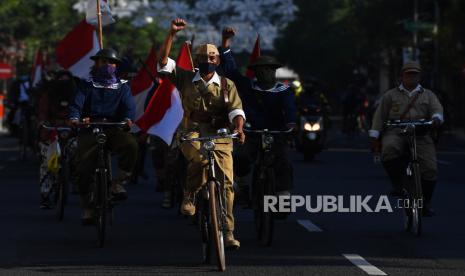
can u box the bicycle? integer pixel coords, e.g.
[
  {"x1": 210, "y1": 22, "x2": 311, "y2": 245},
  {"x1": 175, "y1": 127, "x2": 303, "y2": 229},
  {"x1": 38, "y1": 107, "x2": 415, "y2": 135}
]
[
  {"x1": 76, "y1": 121, "x2": 128, "y2": 247},
  {"x1": 384, "y1": 119, "x2": 433, "y2": 237},
  {"x1": 18, "y1": 102, "x2": 36, "y2": 160},
  {"x1": 181, "y1": 129, "x2": 238, "y2": 272},
  {"x1": 41, "y1": 124, "x2": 75, "y2": 220},
  {"x1": 244, "y1": 128, "x2": 293, "y2": 246}
]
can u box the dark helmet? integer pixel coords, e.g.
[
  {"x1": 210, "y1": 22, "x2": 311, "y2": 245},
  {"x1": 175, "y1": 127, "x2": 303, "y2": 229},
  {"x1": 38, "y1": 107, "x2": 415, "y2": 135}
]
[
  {"x1": 247, "y1": 55, "x2": 282, "y2": 69},
  {"x1": 90, "y1": 48, "x2": 122, "y2": 64}
]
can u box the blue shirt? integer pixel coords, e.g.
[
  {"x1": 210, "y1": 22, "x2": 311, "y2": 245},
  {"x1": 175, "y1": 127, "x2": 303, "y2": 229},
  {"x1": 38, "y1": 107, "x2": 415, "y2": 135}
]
[
  {"x1": 69, "y1": 79, "x2": 136, "y2": 121},
  {"x1": 219, "y1": 47, "x2": 296, "y2": 130}
]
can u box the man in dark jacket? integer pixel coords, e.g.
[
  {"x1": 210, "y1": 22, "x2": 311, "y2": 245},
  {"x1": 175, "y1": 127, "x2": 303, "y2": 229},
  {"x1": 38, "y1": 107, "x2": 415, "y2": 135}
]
[
  {"x1": 219, "y1": 27, "x2": 296, "y2": 200},
  {"x1": 69, "y1": 48, "x2": 137, "y2": 225}
]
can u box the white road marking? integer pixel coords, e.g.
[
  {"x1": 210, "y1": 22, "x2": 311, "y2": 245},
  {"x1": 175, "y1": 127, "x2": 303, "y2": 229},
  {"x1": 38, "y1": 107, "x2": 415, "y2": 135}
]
[
  {"x1": 297, "y1": 219, "x2": 322, "y2": 232},
  {"x1": 343, "y1": 254, "x2": 387, "y2": 275},
  {"x1": 437, "y1": 159, "x2": 452, "y2": 166}
]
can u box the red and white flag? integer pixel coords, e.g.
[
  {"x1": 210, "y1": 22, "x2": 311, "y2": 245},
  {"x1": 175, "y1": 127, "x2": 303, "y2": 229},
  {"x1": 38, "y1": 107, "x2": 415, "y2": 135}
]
[
  {"x1": 31, "y1": 49, "x2": 44, "y2": 87},
  {"x1": 136, "y1": 42, "x2": 193, "y2": 145},
  {"x1": 245, "y1": 34, "x2": 261, "y2": 78},
  {"x1": 86, "y1": 0, "x2": 115, "y2": 26},
  {"x1": 55, "y1": 20, "x2": 99, "y2": 79},
  {"x1": 130, "y1": 46, "x2": 158, "y2": 131}
]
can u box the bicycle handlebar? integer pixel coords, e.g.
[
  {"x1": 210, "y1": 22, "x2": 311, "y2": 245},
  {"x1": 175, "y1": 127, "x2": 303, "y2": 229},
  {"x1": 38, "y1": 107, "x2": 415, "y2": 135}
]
[
  {"x1": 181, "y1": 132, "x2": 239, "y2": 142},
  {"x1": 41, "y1": 124, "x2": 73, "y2": 131},
  {"x1": 384, "y1": 119, "x2": 434, "y2": 128},
  {"x1": 243, "y1": 128, "x2": 294, "y2": 134},
  {"x1": 75, "y1": 121, "x2": 129, "y2": 128}
]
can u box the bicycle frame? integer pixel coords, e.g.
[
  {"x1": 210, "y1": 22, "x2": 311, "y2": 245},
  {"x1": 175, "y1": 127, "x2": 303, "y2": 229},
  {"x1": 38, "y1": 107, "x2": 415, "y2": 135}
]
[
  {"x1": 181, "y1": 129, "x2": 237, "y2": 271},
  {"x1": 384, "y1": 119, "x2": 433, "y2": 236}
]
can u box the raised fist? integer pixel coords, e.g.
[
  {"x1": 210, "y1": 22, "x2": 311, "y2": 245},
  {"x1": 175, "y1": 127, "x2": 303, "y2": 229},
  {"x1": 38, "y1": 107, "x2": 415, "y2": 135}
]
[
  {"x1": 171, "y1": 18, "x2": 187, "y2": 33},
  {"x1": 222, "y1": 27, "x2": 236, "y2": 40}
]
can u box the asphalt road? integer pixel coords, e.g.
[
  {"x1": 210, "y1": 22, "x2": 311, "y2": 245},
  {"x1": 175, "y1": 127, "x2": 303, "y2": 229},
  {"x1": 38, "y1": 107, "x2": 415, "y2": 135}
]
[{"x1": 0, "y1": 129, "x2": 464, "y2": 276}]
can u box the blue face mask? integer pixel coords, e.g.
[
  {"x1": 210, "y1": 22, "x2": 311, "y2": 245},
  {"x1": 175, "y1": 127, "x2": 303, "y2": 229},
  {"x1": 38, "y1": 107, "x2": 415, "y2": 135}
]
[
  {"x1": 198, "y1": 62, "x2": 217, "y2": 74},
  {"x1": 91, "y1": 64, "x2": 117, "y2": 85}
]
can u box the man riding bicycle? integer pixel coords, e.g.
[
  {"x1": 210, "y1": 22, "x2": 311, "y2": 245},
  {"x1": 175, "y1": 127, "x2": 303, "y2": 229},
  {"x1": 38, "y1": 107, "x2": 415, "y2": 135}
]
[
  {"x1": 68, "y1": 48, "x2": 138, "y2": 225},
  {"x1": 37, "y1": 70, "x2": 77, "y2": 209},
  {"x1": 219, "y1": 27, "x2": 296, "y2": 203},
  {"x1": 157, "y1": 18, "x2": 246, "y2": 249},
  {"x1": 369, "y1": 61, "x2": 444, "y2": 217}
]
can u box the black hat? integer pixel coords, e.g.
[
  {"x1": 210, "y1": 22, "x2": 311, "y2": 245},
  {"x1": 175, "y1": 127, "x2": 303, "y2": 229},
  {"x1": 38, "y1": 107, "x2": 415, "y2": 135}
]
[
  {"x1": 247, "y1": 55, "x2": 282, "y2": 69},
  {"x1": 90, "y1": 48, "x2": 122, "y2": 64}
]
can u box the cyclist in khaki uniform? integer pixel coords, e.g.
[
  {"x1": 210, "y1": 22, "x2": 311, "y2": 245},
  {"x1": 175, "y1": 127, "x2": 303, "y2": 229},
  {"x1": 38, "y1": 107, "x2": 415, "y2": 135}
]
[
  {"x1": 370, "y1": 61, "x2": 443, "y2": 216},
  {"x1": 157, "y1": 18, "x2": 245, "y2": 249}
]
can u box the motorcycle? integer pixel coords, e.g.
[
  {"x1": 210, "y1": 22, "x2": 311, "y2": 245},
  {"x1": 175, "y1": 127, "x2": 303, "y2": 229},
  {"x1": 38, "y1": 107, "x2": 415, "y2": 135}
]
[{"x1": 296, "y1": 104, "x2": 326, "y2": 161}]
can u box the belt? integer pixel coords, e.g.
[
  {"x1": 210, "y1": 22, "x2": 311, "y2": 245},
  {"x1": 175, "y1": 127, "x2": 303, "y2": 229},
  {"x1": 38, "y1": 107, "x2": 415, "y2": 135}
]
[{"x1": 190, "y1": 111, "x2": 229, "y2": 128}]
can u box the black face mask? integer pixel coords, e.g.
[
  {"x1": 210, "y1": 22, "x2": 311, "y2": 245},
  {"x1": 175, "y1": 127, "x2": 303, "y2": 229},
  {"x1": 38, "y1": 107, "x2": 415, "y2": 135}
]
[
  {"x1": 255, "y1": 68, "x2": 276, "y2": 87},
  {"x1": 198, "y1": 62, "x2": 217, "y2": 74}
]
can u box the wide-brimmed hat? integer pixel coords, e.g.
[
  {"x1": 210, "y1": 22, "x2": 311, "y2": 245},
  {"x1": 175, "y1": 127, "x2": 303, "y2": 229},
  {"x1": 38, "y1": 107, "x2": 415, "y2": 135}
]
[
  {"x1": 90, "y1": 48, "x2": 122, "y2": 64},
  {"x1": 247, "y1": 55, "x2": 282, "y2": 69}
]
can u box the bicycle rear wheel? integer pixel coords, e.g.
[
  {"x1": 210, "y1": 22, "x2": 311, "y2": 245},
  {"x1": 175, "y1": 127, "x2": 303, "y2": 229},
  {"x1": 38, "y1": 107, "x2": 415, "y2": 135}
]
[
  {"x1": 208, "y1": 180, "x2": 226, "y2": 272},
  {"x1": 198, "y1": 196, "x2": 212, "y2": 264}
]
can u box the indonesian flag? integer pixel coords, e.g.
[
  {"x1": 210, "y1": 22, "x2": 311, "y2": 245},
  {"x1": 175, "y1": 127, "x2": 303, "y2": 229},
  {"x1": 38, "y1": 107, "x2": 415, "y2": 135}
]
[
  {"x1": 136, "y1": 42, "x2": 193, "y2": 145},
  {"x1": 245, "y1": 34, "x2": 261, "y2": 78},
  {"x1": 85, "y1": 0, "x2": 115, "y2": 26},
  {"x1": 31, "y1": 49, "x2": 44, "y2": 87},
  {"x1": 55, "y1": 20, "x2": 99, "y2": 79},
  {"x1": 130, "y1": 46, "x2": 158, "y2": 132}
]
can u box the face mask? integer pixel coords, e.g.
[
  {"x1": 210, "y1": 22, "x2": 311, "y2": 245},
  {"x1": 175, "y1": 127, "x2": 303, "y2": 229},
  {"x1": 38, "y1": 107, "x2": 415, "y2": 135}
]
[
  {"x1": 91, "y1": 64, "x2": 117, "y2": 85},
  {"x1": 255, "y1": 68, "x2": 276, "y2": 86},
  {"x1": 197, "y1": 62, "x2": 217, "y2": 74}
]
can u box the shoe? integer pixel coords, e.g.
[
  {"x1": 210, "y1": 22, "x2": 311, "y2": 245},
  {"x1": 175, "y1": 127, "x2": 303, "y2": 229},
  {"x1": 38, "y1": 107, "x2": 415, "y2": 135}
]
[
  {"x1": 81, "y1": 209, "x2": 95, "y2": 226},
  {"x1": 111, "y1": 182, "x2": 128, "y2": 201},
  {"x1": 276, "y1": 190, "x2": 291, "y2": 197},
  {"x1": 40, "y1": 194, "x2": 52, "y2": 210},
  {"x1": 236, "y1": 186, "x2": 250, "y2": 207},
  {"x1": 161, "y1": 190, "x2": 173, "y2": 209},
  {"x1": 181, "y1": 191, "x2": 196, "y2": 216},
  {"x1": 224, "y1": 231, "x2": 240, "y2": 250},
  {"x1": 389, "y1": 188, "x2": 403, "y2": 197},
  {"x1": 422, "y1": 203, "x2": 435, "y2": 217}
]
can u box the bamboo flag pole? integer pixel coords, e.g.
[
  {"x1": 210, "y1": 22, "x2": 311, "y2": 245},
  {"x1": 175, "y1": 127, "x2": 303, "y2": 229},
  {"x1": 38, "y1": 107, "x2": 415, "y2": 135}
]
[{"x1": 96, "y1": 0, "x2": 103, "y2": 49}]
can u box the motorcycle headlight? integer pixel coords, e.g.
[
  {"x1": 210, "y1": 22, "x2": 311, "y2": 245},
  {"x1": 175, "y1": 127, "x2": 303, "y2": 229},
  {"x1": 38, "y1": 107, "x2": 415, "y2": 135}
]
[
  {"x1": 304, "y1": 122, "x2": 312, "y2": 131},
  {"x1": 311, "y1": 123, "x2": 321, "y2": 131},
  {"x1": 203, "y1": 140, "x2": 215, "y2": 151}
]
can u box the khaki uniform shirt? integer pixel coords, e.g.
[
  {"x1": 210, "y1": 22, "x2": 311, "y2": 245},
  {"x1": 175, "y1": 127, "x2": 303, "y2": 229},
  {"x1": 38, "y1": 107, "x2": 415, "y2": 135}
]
[
  {"x1": 158, "y1": 58, "x2": 245, "y2": 148},
  {"x1": 369, "y1": 84, "x2": 443, "y2": 138}
]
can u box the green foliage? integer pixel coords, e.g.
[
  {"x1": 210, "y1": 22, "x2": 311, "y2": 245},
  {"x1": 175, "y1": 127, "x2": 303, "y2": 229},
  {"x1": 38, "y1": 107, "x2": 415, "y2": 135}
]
[{"x1": 0, "y1": 0, "x2": 171, "y2": 69}]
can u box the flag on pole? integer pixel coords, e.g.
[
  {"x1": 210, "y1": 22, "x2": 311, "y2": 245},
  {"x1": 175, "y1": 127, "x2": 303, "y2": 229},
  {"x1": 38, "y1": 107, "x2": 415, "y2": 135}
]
[
  {"x1": 136, "y1": 42, "x2": 193, "y2": 145},
  {"x1": 85, "y1": 0, "x2": 115, "y2": 27},
  {"x1": 56, "y1": 20, "x2": 100, "y2": 79},
  {"x1": 245, "y1": 34, "x2": 261, "y2": 78},
  {"x1": 130, "y1": 46, "x2": 158, "y2": 131},
  {"x1": 31, "y1": 49, "x2": 44, "y2": 87}
]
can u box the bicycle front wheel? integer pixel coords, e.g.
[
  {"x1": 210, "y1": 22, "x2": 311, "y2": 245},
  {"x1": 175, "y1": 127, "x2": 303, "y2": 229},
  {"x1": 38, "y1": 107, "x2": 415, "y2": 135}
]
[
  {"x1": 96, "y1": 169, "x2": 108, "y2": 248},
  {"x1": 56, "y1": 161, "x2": 69, "y2": 221},
  {"x1": 260, "y1": 168, "x2": 275, "y2": 246},
  {"x1": 208, "y1": 180, "x2": 226, "y2": 272},
  {"x1": 412, "y1": 162, "x2": 422, "y2": 237}
]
